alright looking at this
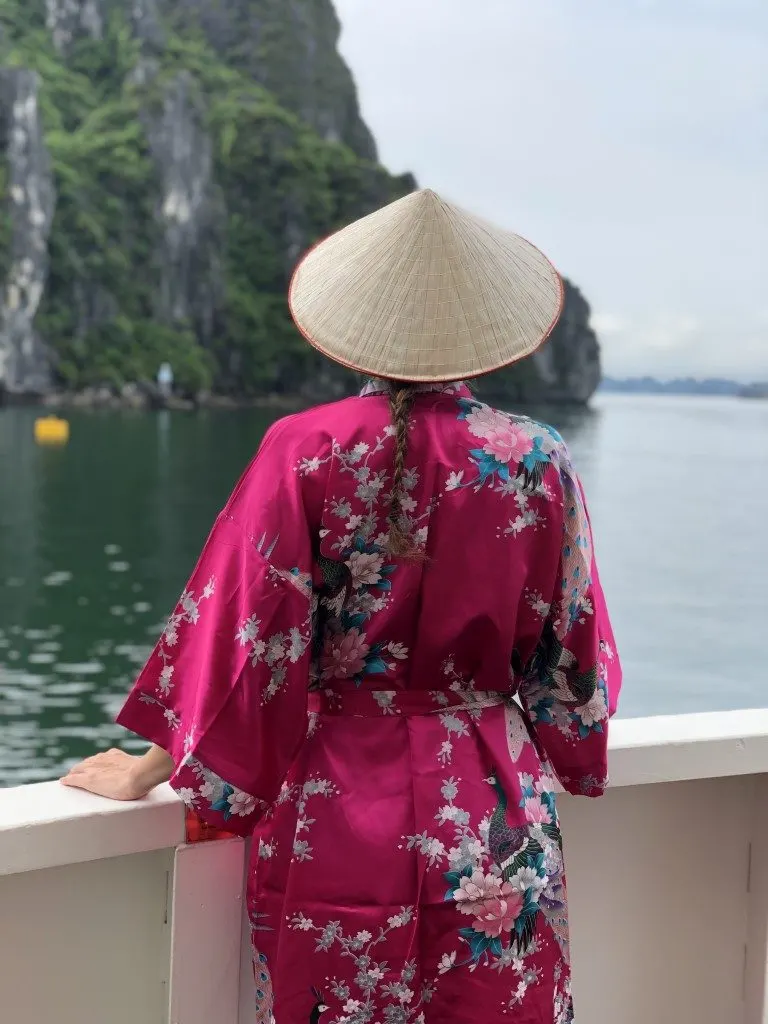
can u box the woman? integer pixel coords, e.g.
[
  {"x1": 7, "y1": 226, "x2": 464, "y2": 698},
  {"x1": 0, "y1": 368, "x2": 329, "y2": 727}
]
[{"x1": 62, "y1": 189, "x2": 621, "y2": 1023}]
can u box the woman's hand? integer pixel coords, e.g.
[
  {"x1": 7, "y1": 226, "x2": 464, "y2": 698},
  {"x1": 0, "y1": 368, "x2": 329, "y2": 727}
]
[{"x1": 60, "y1": 744, "x2": 174, "y2": 801}]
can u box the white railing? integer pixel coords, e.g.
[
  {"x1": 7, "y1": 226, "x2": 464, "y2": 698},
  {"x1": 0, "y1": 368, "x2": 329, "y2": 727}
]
[{"x1": 1, "y1": 709, "x2": 768, "y2": 1024}]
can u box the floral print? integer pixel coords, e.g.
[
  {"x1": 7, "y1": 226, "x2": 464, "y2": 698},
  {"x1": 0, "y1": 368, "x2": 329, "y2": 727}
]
[
  {"x1": 133, "y1": 575, "x2": 218, "y2": 731},
  {"x1": 457, "y1": 394, "x2": 562, "y2": 495},
  {"x1": 321, "y1": 627, "x2": 370, "y2": 680},
  {"x1": 301, "y1": 432, "x2": 420, "y2": 687},
  {"x1": 405, "y1": 764, "x2": 568, "y2": 972},
  {"x1": 466, "y1": 404, "x2": 535, "y2": 464},
  {"x1": 287, "y1": 909, "x2": 434, "y2": 1024},
  {"x1": 453, "y1": 869, "x2": 524, "y2": 936},
  {"x1": 178, "y1": 757, "x2": 266, "y2": 822},
  {"x1": 117, "y1": 381, "x2": 620, "y2": 1023},
  {"x1": 347, "y1": 549, "x2": 385, "y2": 587},
  {"x1": 275, "y1": 774, "x2": 339, "y2": 862},
  {"x1": 237, "y1": 614, "x2": 311, "y2": 703}
]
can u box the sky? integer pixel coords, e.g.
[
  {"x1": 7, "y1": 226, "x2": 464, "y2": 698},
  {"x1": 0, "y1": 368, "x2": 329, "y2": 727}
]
[{"x1": 333, "y1": 0, "x2": 768, "y2": 380}]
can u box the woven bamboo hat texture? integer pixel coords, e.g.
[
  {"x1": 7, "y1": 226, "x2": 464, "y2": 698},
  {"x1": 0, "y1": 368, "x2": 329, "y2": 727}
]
[{"x1": 288, "y1": 188, "x2": 564, "y2": 382}]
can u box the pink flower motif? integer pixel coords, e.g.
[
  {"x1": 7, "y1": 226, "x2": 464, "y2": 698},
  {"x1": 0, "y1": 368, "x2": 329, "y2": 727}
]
[
  {"x1": 470, "y1": 890, "x2": 524, "y2": 938},
  {"x1": 453, "y1": 870, "x2": 521, "y2": 939},
  {"x1": 576, "y1": 688, "x2": 608, "y2": 728},
  {"x1": 454, "y1": 869, "x2": 502, "y2": 914},
  {"x1": 347, "y1": 550, "x2": 384, "y2": 588},
  {"x1": 524, "y1": 796, "x2": 552, "y2": 825},
  {"x1": 320, "y1": 629, "x2": 370, "y2": 680},
  {"x1": 534, "y1": 774, "x2": 556, "y2": 795},
  {"x1": 482, "y1": 423, "x2": 534, "y2": 465},
  {"x1": 227, "y1": 789, "x2": 257, "y2": 817},
  {"x1": 465, "y1": 404, "x2": 506, "y2": 440},
  {"x1": 465, "y1": 406, "x2": 534, "y2": 464}
]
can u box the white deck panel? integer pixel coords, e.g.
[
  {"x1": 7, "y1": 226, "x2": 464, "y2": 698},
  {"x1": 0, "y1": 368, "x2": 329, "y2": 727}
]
[{"x1": 0, "y1": 709, "x2": 766, "y2": 1023}]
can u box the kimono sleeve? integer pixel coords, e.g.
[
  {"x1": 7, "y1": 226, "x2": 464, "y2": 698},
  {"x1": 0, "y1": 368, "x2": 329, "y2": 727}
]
[
  {"x1": 117, "y1": 422, "x2": 316, "y2": 836},
  {"x1": 519, "y1": 446, "x2": 622, "y2": 797}
]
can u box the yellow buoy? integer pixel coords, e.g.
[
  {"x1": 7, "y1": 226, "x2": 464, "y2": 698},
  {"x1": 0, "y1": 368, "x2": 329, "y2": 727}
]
[{"x1": 34, "y1": 415, "x2": 70, "y2": 445}]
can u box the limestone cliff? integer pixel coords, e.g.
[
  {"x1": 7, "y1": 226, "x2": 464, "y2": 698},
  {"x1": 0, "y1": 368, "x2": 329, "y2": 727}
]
[
  {"x1": 0, "y1": 68, "x2": 56, "y2": 393},
  {"x1": 0, "y1": 0, "x2": 601, "y2": 403},
  {"x1": 476, "y1": 281, "x2": 602, "y2": 406}
]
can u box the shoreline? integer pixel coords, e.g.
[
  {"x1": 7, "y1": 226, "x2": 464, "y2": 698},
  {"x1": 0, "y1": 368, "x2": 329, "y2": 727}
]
[
  {"x1": 3, "y1": 385, "x2": 762, "y2": 414},
  {"x1": 0, "y1": 386, "x2": 316, "y2": 413},
  {"x1": 1, "y1": 383, "x2": 595, "y2": 413}
]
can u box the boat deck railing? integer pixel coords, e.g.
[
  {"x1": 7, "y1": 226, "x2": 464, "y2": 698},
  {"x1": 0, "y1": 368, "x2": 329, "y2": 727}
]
[{"x1": 1, "y1": 709, "x2": 768, "y2": 1024}]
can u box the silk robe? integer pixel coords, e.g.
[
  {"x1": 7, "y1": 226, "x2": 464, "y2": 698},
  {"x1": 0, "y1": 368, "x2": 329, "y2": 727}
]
[{"x1": 118, "y1": 381, "x2": 621, "y2": 1024}]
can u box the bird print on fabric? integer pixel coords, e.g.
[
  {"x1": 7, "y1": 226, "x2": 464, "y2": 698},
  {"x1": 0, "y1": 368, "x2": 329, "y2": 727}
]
[{"x1": 309, "y1": 986, "x2": 330, "y2": 1023}]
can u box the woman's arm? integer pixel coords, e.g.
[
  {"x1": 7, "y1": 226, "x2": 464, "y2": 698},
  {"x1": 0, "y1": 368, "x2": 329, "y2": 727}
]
[
  {"x1": 60, "y1": 744, "x2": 174, "y2": 801},
  {"x1": 518, "y1": 445, "x2": 621, "y2": 797},
  {"x1": 63, "y1": 418, "x2": 317, "y2": 823}
]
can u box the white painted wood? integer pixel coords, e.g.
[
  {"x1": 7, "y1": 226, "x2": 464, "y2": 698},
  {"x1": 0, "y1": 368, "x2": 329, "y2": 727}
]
[
  {"x1": 0, "y1": 849, "x2": 172, "y2": 1023},
  {"x1": 168, "y1": 838, "x2": 248, "y2": 1024},
  {"x1": 0, "y1": 712, "x2": 767, "y2": 1023},
  {"x1": 615, "y1": 710, "x2": 768, "y2": 749},
  {"x1": 238, "y1": 840, "x2": 257, "y2": 1024},
  {"x1": 744, "y1": 775, "x2": 768, "y2": 1024},
  {"x1": 608, "y1": 710, "x2": 768, "y2": 788},
  {"x1": 2, "y1": 711, "x2": 767, "y2": 880},
  {"x1": 560, "y1": 776, "x2": 753, "y2": 1024},
  {"x1": 0, "y1": 780, "x2": 184, "y2": 875}
]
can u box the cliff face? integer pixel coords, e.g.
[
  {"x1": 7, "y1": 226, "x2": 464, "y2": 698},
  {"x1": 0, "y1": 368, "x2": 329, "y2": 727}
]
[
  {"x1": 0, "y1": 68, "x2": 56, "y2": 393},
  {"x1": 476, "y1": 281, "x2": 602, "y2": 406},
  {"x1": 0, "y1": 0, "x2": 601, "y2": 404},
  {"x1": 169, "y1": 0, "x2": 379, "y2": 160}
]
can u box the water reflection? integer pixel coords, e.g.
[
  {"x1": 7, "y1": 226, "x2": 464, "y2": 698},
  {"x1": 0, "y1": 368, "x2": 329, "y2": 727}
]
[{"x1": 0, "y1": 406, "x2": 275, "y2": 785}]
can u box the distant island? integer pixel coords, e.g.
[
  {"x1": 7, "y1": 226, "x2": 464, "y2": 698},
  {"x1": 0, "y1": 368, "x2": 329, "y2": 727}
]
[{"x1": 600, "y1": 377, "x2": 768, "y2": 399}]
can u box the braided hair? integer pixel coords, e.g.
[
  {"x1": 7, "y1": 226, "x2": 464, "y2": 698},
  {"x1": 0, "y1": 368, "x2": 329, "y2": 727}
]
[{"x1": 386, "y1": 381, "x2": 418, "y2": 558}]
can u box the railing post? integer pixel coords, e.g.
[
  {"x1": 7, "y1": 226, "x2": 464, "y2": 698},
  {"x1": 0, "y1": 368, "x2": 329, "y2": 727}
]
[
  {"x1": 744, "y1": 775, "x2": 768, "y2": 1024},
  {"x1": 167, "y1": 837, "x2": 248, "y2": 1024}
]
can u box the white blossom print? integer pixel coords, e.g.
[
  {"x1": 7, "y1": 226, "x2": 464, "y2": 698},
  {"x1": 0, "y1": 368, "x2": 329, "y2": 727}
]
[
  {"x1": 178, "y1": 757, "x2": 265, "y2": 823},
  {"x1": 276, "y1": 775, "x2": 340, "y2": 862},
  {"x1": 237, "y1": 614, "x2": 311, "y2": 704},
  {"x1": 134, "y1": 576, "x2": 217, "y2": 733},
  {"x1": 302, "y1": 428, "x2": 421, "y2": 688},
  {"x1": 404, "y1": 773, "x2": 570, "y2": 1017},
  {"x1": 288, "y1": 908, "x2": 436, "y2": 1024}
]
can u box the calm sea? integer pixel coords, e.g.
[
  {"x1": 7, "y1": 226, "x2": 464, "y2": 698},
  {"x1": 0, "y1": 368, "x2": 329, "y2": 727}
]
[{"x1": 1, "y1": 394, "x2": 766, "y2": 786}]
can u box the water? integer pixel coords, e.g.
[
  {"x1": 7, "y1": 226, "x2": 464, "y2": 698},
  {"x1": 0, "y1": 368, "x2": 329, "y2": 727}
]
[{"x1": 1, "y1": 395, "x2": 766, "y2": 786}]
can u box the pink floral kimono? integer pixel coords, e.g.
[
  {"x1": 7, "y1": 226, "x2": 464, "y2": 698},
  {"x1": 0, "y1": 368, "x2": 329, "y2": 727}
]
[{"x1": 118, "y1": 381, "x2": 621, "y2": 1024}]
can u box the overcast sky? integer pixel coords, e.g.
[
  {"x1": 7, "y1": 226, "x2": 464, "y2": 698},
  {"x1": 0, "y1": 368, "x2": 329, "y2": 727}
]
[{"x1": 333, "y1": 0, "x2": 767, "y2": 380}]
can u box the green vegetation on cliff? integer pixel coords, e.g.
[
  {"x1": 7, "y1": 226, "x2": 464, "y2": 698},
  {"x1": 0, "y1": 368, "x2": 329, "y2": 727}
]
[
  {"x1": 0, "y1": 0, "x2": 413, "y2": 395},
  {"x1": 0, "y1": 0, "x2": 600, "y2": 403}
]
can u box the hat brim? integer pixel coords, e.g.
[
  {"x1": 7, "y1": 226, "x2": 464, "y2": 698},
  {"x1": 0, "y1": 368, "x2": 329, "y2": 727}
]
[{"x1": 288, "y1": 190, "x2": 565, "y2": 383}]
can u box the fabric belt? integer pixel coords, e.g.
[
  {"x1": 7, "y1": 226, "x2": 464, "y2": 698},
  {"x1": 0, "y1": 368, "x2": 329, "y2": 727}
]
[{"x1": 307, "y1": 688, "x2": 512, "y2": 718}]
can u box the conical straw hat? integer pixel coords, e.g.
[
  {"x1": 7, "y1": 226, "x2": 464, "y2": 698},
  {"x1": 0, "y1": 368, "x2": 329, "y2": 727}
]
[{"x1": 289, "y1": 189, "x2": 564, "y2": 382}]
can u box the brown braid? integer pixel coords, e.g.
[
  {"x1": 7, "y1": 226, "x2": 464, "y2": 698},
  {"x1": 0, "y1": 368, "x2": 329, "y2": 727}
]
[{"x1": 387, "y1": 381, "x2": 418, "y2": 558}]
